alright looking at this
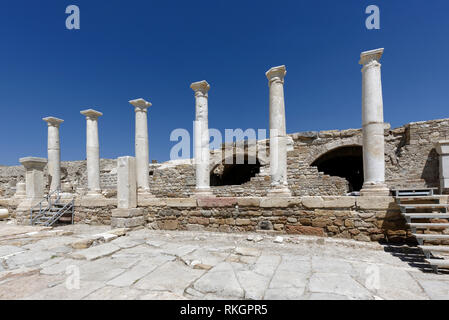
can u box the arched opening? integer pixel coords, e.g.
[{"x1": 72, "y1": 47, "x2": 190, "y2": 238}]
[
  {"x1": 210, "y1": 156, "x2": 261, "y2": 186},
  {"x1": 311, "y1": 145, "x2": 363, "y2": 192}
]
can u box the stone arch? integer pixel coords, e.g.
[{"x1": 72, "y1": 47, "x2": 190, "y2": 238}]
[
  {"x1": 210, "y1": 153, "x2": 262, "y2": 186},
  {"x1": 310, "y1": 144, "x2": 363, "y2": 192}
]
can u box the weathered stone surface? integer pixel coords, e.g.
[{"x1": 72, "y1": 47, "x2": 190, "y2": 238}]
[
  {"x1": 111, "y1": 208, "x2": 144, "y2": 218},
  {"x1": 237, "y1": 198, "x2": 261, "y2": 207},
  {"x1": 135, "y1": 261, "x2": 204, "y2": 295},
  {"x1": 260, "y1": 197, "x2": 300, "y2": 208},
  {"x1": 165, "y1": 198, "x2": 197, "y2": 207},
  {"x1": 309, "y1": 273, "x2": 372, "y2": 299},
  {"x1": 111, "y1": 216, "x2": 145, "y2": 228},
  {"x1": 193, "y1": 262, "x2": 244, "y2": 298},
  {"x1": 70, "y1": 243, "x2": 120, "y2": 261},
  {"x1": 235, "y1": 247, "x2": 261, "y2": 257},
  {"x1": 197, "y1": 197, "x2": 237, "y2": 208},
  {"x1": 356, "y1": 197, "x2": 396, "y2": 210},
  {"x1": 285, "y1": 225, "x2": 325, "y2": 236}
]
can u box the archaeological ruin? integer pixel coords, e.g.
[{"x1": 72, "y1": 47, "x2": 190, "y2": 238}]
[{"x1": 1, "y1": 48, "x2": 449, "y2": 272}]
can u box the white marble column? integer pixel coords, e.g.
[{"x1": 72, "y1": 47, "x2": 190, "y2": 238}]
[
  {"x1": 19, "y1": 157, "x2": 47, "y2": 201},
  {"x1": 435, "y1": 140, "x2": 449, "y2": 194},
  {"x1": 266, "y1": 65, "x2": 291, "y2": 197},
  {"x1": 129, "y1": 98, "x2": 153, "y2": 196},
  {"x1": 81, "y1": 109, "x2": 103, "y2": 197},
  {"x1": 43, "y1": 117, "x2": 63, "y2": 192},
  {"x1": 359, "y1": 48, "x2": 389, "y2": 196},
  {"x1": 191, "y1": 80, "x2": 214, "y2": 197}
]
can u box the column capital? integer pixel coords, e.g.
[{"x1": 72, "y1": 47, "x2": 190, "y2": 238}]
[
  {"x1": 129, "y1": 98, "x2": 152, "y2": 112},
  {"x1": 19, "y1": 157, "x2": 47, "y2": 170},
  {"x1": 266, "y1": 65, "x2": 286, "y2": 85},
  {"x1": 435, "y1": 140, "x2": 449, "y2": 155},
  {"x1": 190, "y1": 80, "x2": 210, "y2": 96},
  {"x1": 43, "y1": 117, "x2": 64, "y2": 127},
  {"x1": 80, "y1": 109, "x2": 103, "y2": 119},
  {"x1": 359, "y1": 48, "x2": 384, "y2": 69}
]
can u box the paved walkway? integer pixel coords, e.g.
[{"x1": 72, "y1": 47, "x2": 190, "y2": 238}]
[{"x1": 0, "y1": 222, "x2": 448, "y2": 300}]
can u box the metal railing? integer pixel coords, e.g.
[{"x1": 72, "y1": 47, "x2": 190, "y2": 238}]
[
  {"x1": 30, "y1": 188, "x2": 62, "y2": 225},
  {"x1": 45, "y1": 199, "x2": 74, "y2": 227}
]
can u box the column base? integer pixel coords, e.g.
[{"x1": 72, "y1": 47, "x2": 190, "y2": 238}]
[
  {"x1": 111, "y1": 208, "x2": 145, "y2": 228},
  {"x1": 267, "y1": 185, "x2": 292, "y2": 197},
  {"x1": 360, "y1": 183, "x2": 390, "y2": 196},
  {"x1": 192, "y1": 188, "x2": 215, "y2": 198}
]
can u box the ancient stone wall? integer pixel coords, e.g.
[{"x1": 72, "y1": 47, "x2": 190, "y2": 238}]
[
  {"x1": 1, "y1": 118, "x2": 448, "y2": 198},
  {"x1": 62, "y1": 195, "x2": 449, "y2": 244}
]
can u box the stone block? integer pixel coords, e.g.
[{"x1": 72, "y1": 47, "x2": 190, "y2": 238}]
[
  {"x1": 116, "y1": 156, "x2": 137, "y2": 209},
  {"x1": 237, "y1": 198, "x2": 261, "y2": 207},
  {"x1": 138, "y1": 198, "x2": 166, "y2": 206},
  {"x1": 260, "y1": 197, "x2": 301, "y2": 208},
  {"x1": 235, "y1": 218, "x2": 251, "y2": 226},
  {"x1": 356, "y1": 197, "x2": 396, "y2": 210},
  {"x1": 165, "y1": 198, "x2": 197, "y2": 207},
  {"x1": 112, "y1": 208, "x2": 144, "y2": 218},
  {"x1": 301, "y1": 196, "x2": 324, "y2": 208},
  {"x1": 0, "y1": 209, "x2": 9, "y2": 220},
  {"x1": 157, "y1": 220, "x2": 179, "y2": 230},
  {"x1": 111, "y1": 216, "x2": 145, "y2": 228},
  {"x1": 285, "y1": 225, "x2": 325, "y2": 236},
  {"x1": 197, "y1": 197, "x2": 237, "y2": 208}
]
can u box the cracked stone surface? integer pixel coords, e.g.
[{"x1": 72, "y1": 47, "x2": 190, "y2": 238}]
[{"x1": 0, "y1": 221, "x2": 448, "y2": 300}]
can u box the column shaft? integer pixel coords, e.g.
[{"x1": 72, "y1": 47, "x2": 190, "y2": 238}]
[
  {"x1": 359, "y1": 48, "x2": 389, "y2": 196},
  {"x1": 191, "y1": 80, "x2": 213, "y2": 196},
  {"x1": 266, "y1": 65, "x2": 291, "y2": 197},
  {"x1": 129, "y1": 98, "x2": 153, "y2": 196},
  {"x1": 81, "y1": 109, "x2": 102, "y2": 196},
  {"x1": 43, "y1": 117, "x2": 63, "y2": 192}
]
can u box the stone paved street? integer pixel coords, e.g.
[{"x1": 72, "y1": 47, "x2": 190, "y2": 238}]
[{"x1": 0, "y1": 221, "x2": 448, "y2": 300}]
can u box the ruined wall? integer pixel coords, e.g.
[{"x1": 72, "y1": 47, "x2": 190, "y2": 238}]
[
  {"x1": 1, "y1": 118, "x2": 448, "y2": 198},
  {"x1": 66, "y1": 195, "x2": 449, "y2": 244}
]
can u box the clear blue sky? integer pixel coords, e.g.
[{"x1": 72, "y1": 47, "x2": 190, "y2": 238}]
[{"x1": 1, "y1": 0, "x2": 448, "y2": 165}]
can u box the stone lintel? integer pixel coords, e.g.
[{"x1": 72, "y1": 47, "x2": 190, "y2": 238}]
[
  {"x1": 80, "y1": 109, "x2": 103, "y2": 118},
  {"x1": 129, "y1": 98, "x2": 152, "y2": 110},
  {"x1": 265, "y1": 65, "x2": 286, "y2": 82},
  {"x1": 190, "y1": 80, "x2": 210, "y2": 94},
  {"x1": 19, "y1": 157, "x2": 47, "y2": 170},
  {"x1": 42, "y1": 117, "x2": 64, "y2": 126},
  {"x1": 359, "y1": 48, "x2": 384, "y2": 65}
]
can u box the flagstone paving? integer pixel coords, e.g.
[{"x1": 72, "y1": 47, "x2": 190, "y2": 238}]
[{"x1": 0, "y1": 221, "x2": 448, "y2": 300}]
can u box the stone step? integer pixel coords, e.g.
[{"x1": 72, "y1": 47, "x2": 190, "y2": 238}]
[
  {"x1": 408, "y1": 223, "x2": 449, "y2": 229},
  {"x1": 424, "y1": 258, "x2": 449, "y2": 268},
  {"x1": 403, "y1": 213, "x2": 449, "y2": 219},
  {"x1": 396, "y1": 196, "x2": 442, "y2": 202},
  {"x1": 419, "y1": 245, "x2": 449, "y2": 254},
  {"x1": 413, "y1": 233, "x2": 449, "y2": 240},
  {"x1": 401, "y1": 204, "x2": 449, "y2": 209}
]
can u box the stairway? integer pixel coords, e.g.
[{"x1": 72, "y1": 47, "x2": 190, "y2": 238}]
[
  {"x1": 30, "y1": 189, "x2": 74, "y2": 227},
  {"x1": 394, "y1": 188, "x2": 449, "y2": 273}
]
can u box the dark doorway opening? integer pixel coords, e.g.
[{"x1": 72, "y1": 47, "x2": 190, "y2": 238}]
[
  {"x1": 311, "y1": 145, "x2": 363, "y2": 192},
  {"x1": 210, "y1": 156, "x2": 261, "y2": 186}
]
